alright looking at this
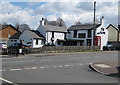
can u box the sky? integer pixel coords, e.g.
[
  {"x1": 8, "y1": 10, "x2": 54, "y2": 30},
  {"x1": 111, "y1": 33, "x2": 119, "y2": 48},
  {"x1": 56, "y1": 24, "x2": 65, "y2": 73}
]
[{"x1": 0, "y1": 1, "x2": 119, "y2": 30}]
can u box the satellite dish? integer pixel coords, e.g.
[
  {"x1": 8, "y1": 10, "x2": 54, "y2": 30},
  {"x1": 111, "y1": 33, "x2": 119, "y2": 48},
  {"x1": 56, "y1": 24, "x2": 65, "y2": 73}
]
[{"x1": 8, "y1": 34, "x2": 11, "y2": 38}]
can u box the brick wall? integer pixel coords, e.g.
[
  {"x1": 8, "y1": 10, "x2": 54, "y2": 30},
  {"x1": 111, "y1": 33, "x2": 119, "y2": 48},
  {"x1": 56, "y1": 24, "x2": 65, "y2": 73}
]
[{"x1": 0, "y1": 26, "x2": 19, "y2": 39}]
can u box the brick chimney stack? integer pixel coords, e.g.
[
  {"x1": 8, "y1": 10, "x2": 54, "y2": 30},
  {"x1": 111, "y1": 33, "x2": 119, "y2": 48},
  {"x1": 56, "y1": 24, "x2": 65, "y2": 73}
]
[{"x1": 17, "y1": 25, "x2": 20, "y2": 31}]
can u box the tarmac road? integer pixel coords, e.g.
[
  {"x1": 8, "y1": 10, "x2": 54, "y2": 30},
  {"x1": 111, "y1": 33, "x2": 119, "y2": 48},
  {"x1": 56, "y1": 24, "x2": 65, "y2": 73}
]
[{"x1": 1, "y1": 51, "x2": 119, "y2": 84}]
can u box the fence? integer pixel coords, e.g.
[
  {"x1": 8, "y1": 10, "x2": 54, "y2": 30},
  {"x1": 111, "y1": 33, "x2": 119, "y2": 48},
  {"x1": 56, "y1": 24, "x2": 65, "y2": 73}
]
[
  {"x1": 1, "y1": 46, "x2": 99, "y2": 54},
  {"x1": 29, "y1": 46, "x2": 99, "y2": 53}
]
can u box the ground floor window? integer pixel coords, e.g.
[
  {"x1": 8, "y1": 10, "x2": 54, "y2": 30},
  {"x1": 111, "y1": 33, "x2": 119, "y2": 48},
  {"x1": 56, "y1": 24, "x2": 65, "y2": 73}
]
[
  {"x1": 36, "y1": 39, "x2": 38, "y2": 45},
  {"x1": 80, "y1": 40, "x2": 84, "y2": 46},
  {"x1": 87, "y1": 39, "x2": 91, "y2": 46}
]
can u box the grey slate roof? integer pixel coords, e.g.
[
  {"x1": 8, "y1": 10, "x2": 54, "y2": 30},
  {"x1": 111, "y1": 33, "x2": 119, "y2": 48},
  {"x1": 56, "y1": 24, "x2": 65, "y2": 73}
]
[
  {"x1": 68, "y1": 24, "x2": 101, "y2": 31},
  {"x1": 26, "y1": 30, "x2": 45, "y2": 39},
  {"x1": 9, "y1": 33, "x2": 22, "y2": 39},
  {"x1": 31, "y1": 30, "x2": 45, "y2": 39},
  {"x1": 43, "y1": 25, "x2": 67, "y2": 33}
]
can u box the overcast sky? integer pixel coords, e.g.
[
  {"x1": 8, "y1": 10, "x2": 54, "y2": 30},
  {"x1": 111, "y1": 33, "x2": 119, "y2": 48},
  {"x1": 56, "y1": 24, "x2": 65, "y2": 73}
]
[{"x1": 0, "y1": 1, "x2": 118, "y2": 30}]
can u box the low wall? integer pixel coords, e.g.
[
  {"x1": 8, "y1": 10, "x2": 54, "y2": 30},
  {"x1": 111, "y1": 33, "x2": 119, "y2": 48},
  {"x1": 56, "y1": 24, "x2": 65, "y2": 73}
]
[
  {"x1": 29, "y1": 46, "x2": 99, "y2": 53},
  {"x1": 1, "y1": 46, "x2": 99, "y2": 54}
]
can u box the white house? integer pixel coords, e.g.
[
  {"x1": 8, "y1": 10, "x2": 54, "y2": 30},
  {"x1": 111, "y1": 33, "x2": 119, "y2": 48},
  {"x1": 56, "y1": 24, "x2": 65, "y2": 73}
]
[
  {"x1": 95, "y1": 16, "x2": 108, "y2": 50},
  {"x1": 59, "y1": 16, "x2": 108, "y2": 50},
  {"x1": 37, "y1": 18, "x2": 67, "y2": 46},
  {"x1": 9, "y1": 32, "x2": 22, "y2": 47},
  {"x1": 19, "y1": 30, "x2": 45, "y2": 48}
]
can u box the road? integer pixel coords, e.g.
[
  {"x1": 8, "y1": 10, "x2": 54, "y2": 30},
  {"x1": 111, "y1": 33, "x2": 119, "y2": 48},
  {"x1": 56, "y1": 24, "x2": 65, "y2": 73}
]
[{"x1": 0, "y1": 51, "x2": 119, "y2": 84}]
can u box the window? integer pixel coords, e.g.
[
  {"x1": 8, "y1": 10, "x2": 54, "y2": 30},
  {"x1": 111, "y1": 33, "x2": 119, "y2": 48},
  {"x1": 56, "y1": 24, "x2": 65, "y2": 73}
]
[
  {"x1": 11, "y1": 40, "x2": 13, "y2": 42},
  {"x1": 78, "y1": 33, "x2": 86, "y2": 38},
  {"x1": 52, "y1": 32, "x2": 54, "y2": 38},
  {"x1": 41, "y1": 40, "x2": 44, "y2": 45},
  {"x1": 73, "y1": 30, "x2": 77, "y2": 38},
  {"x1": 88, "y1": 30, "x2": 91, "y2": 38},
  {"x1": 101, "y1": 28, "x2": 104, "y2": 31},
  {"x1": 14, "y1": 40, "x2": 17, "y2": 42},
  {"x1": 36, "y1": 39, "x2": 38, "y2": 45},
  {"x1": 87, "y1": 39, "x2": 91, "y2": 46}
]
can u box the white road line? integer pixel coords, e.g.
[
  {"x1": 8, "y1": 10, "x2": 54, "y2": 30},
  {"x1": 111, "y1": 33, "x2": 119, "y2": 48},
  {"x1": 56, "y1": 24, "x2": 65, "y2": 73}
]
[
  {"x1": 53, "y1": 66, "x2": 57, "y2": 68},
  {"x1": 76, "y1": 63, "x2": 84, "y2": 65},
  {"x1": 58, "y1": 65, "x2": 63, "y2": 67},
  {"x1": 0, "y1": 77, "x2": 13, "y2": 84},
  {"x1": 10, "y1": 68, "x2": 22, "y2": 71},
  {"x1": 31, "y1": 67, "x2": 37, "y2": 70},
  {"x1": 25, "y1": 68, "x2": 32, "y2": 70},
  {"x1": 40, "y1": 67, "x2": 45, "y2": 68},
  {"x1": 3, "y1": 60, "x2": 35, "y2": 63},
  {"x1": 0, "y1": 70, "x2": 6, "y2": 71},
  {"x1": 64, "y1": 65, "x2": 70, "y2": 67}
]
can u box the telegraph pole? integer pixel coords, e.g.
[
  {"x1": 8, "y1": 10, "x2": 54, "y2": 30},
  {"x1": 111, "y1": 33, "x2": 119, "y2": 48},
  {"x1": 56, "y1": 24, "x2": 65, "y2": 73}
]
[{"x1": 93, "y1": 1, "x2": 96, "y2": 47}]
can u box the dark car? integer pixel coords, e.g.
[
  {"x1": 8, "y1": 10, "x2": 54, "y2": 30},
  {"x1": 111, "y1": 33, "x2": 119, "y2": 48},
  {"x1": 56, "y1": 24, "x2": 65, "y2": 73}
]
[
  {"x1": 8, "y1": 43, "x2": 30, "y2": 54},
  {"x1": 103, "y1": 43, "x2": 120, "y2": 51}
]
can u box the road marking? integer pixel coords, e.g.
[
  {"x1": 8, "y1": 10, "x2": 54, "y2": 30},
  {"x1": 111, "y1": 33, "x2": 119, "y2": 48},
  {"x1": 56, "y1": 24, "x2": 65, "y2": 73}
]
[
  {"x1": 25, "y1": 67, "x2": 32, "y2": 70},
  {"x1": 64, "y1": 65, "x2": 70, "y2": 67},
  {"x1": 94, "y1": 64, "x2": 111, "y2": 68},
  {"x1": 53, "y1": 66, "x2": 57, "y2": 68},
  {"x1": 3, "y1": 60, "x2": 35, "y2": 63},
  {"x1": 58, "y1": 65, "x2": 63, "y2": 67},
  {"x1": 31, "y1": 67, "x2": 37, "y2": 70},
  {"x1": 10, "y1": 68, "x2": 22, "y2": 71},
  {"x1": 0, "y1": 70, "x2": 6, "y2": 71},
  {"x1": 0, "y1": 77, "x2": 14, "y2": 84},
  {"x1": 76, "y1": 63, "x2": 84, "y2": 65},
  {"x1": 40, "y1": 67, "x2": 44, "y2": 68}
]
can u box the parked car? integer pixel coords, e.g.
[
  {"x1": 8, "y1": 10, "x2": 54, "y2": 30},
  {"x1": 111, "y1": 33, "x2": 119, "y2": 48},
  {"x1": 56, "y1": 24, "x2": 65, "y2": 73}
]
[
  {"x1": 0, "y1": 42, "x2": 7, "y2": 49},
  {"x1": 103, "y1": 43, "x2": 120, "y2": 51},
  {"x1": 8, "y1": 43, "x2": 30, "y2": 54}
]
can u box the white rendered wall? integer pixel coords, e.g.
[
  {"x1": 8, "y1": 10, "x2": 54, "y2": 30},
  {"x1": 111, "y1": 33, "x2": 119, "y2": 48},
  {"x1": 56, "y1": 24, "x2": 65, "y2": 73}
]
[
  {"x1": 46, "y1": 32, "x2": 65, "y2": 45},
  {"x1": 96, "y1": 25, "x2": 108, "y2": 50},
  {"x1": 32, "y1": 39, "x2": 43, "y2": 48},
  {"x1": 54, "y1": 32, "x2": 65, "y2": 45}
]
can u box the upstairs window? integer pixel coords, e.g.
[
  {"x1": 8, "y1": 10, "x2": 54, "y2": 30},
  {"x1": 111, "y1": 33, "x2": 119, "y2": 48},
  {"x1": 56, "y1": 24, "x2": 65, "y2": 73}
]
[
  {"x1": 78, "y1": 33, "x2": 86, "y2": 38},
  {"x1": 73, "y1": 30, "x2": 77, "y2": 38},
  {"x1": 88, "y1": 29, "x2": 91, "y2": 38}
]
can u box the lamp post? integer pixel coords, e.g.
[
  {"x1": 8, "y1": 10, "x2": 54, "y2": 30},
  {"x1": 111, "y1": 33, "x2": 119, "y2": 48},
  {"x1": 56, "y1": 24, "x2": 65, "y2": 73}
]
[{"x1": 93, "y1": 1, "x2": 96, "y2": 47}]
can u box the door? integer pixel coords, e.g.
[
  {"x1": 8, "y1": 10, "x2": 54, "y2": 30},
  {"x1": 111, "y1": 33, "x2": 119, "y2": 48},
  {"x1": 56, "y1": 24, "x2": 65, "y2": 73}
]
[{"x1": 94, "y1": 36, "x2": 101, "y2": 49}]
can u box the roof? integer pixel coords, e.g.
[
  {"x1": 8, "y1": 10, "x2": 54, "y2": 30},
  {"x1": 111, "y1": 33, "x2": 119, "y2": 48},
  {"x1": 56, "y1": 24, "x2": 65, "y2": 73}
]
[
  {"x1": 31, "y1": 30, "x2": 45, "y2": 38},
  {"x1": 68, "y1": 24, "x2": 101, "y2": 31},
  {"x1": 26, "y1": 30, "x2": 45, "y2": 39},
  {"x1": 9, "y1": 33, "x2": 22, "y2": 39},
  {"x1": 106, "y1": 24, "x2": 119, "y2": 31},
  {"x1": 43, "y1": 25, "x2": 67, "y2": 33},
  {"x1": 0, "y1": 24, "x2": 21, "y2": 33}
]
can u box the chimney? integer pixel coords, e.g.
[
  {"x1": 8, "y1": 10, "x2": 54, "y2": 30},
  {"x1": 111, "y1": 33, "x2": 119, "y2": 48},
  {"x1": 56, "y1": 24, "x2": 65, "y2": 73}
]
[
  {"x1": 100, "y1": 16, "x2": 104, "y2": 26},
  {"x1": 17, "y1": 25, "x2": 20, "y2": 31},
  {"x1": 40, "y1": 18, "x2": 45, "y2": 26}
]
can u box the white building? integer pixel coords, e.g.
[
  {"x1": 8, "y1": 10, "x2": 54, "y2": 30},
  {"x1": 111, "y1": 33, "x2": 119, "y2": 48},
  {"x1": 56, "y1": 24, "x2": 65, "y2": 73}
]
[
  {"x1": 9, "y1": 32, "x2": 22, "y2": 47},
  {"x1": 37, "y1": 18, "x2": 67, "y2": 46},
  {"x1": 19, "y1": 30, "x2": 45, "y2": 48},
  {"x1": 59, "y1": 16, "x2": 108, "y2": 50}
]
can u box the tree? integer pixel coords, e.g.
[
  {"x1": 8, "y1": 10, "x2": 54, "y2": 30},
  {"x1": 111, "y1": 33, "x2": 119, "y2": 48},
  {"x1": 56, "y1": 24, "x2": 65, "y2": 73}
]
[
  {"x1": 20, "y1": 24, "x2": 30, "y2": 32},
  {"x1": 57, "y1": 18, "x2": 66, "y2": 27},
  {"x1": 75, "y1": 21, "x2": 82, "y2": 25}
]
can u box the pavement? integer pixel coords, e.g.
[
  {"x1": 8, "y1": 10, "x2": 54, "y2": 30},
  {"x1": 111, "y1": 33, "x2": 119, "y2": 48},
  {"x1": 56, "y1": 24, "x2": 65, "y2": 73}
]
[{"x1": 89, "y1": 61, "x2": 119, "y2": 77}]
